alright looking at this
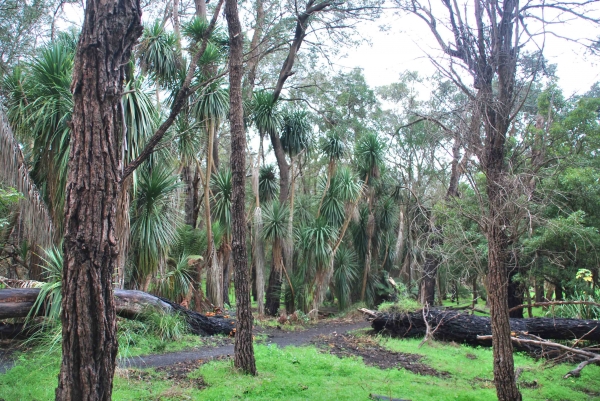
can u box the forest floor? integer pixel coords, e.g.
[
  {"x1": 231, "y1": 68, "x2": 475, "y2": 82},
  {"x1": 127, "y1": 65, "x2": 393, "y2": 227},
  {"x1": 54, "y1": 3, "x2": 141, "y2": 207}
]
[
  {"x1": 121, "y1": 316, "x2": 370, "y2": 369},
  {"x1": 1, "y1": 310, "x2": 600, "y2": 400}
]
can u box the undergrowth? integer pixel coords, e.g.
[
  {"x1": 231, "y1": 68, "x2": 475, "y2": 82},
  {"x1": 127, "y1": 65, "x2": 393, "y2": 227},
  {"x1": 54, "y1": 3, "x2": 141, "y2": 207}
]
[{"x1": 2, "y1": 330, "x2": 598, "y2": 400}]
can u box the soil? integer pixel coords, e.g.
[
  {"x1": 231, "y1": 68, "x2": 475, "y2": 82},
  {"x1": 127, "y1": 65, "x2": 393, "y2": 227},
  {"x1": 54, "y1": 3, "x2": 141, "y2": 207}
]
[{"x1": 311, "y1": 333, "x2": 449, "y2": 377}]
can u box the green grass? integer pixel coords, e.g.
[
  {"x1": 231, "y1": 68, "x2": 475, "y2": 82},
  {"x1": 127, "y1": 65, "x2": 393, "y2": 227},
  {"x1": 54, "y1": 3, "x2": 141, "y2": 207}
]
[{"x1": 2, "y1": 333, "x2": 599, "y2": 400}]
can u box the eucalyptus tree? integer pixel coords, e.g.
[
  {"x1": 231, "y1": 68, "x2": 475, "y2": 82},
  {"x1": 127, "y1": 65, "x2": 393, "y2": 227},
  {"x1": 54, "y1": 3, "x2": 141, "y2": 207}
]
[
  {"x1": 0, "y1": 0, "x2": 54, "y2": 75},
  {"x1": 55, "y1": 0, "x2": 225, "y2": 396},
  {"x1": 226, "y1": 0, "x2": 257, "y2": 373},
  {"x1": 397, "y1": 0, "x2": 600, "y2": 397}
]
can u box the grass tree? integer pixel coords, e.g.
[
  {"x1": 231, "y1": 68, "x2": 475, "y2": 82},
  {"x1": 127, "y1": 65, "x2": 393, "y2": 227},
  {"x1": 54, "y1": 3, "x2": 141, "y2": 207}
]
[
  {"x1": 211, "y1": 169, "x2": 233, "y2": 306},
  {"x1": 280, "y1": 108, "x2": 312, "y2": 287},
  {"x1": 130, "y1": 167, "x2": 182, "y2": 291},
  {"x1": 262, "y1": 200, "x2": 291, "y2": 316},
  {"x1": 194, "y1": 80, "x2": 229, "y2": 307},
  {"x1": 354, "y1": 132, "x2": 384, "y2": 301}
]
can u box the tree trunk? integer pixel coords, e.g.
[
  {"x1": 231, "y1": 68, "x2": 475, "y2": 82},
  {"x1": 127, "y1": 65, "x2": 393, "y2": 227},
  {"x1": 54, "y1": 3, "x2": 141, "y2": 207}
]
[
  {"x1": 555, "y1": 283, "x2": 564, "y2": 301},
  {"x1": 265, "y1": 238, "x2": 283, "y2": 316},
  {"x1": 183, "y1": 165, "x2": 200, "y2": 228},
  {"x1": 222, "y1": 241, "x2": 232, "y2": 307},
  {"x1": 360, "y1": 211, "x2": 375, "y2": 302},
  {"x1": 534, "y1": 279, "x2": 544, "y2": 303},
  {"x1": 225, "y1": 0, "x2": 256, "y2": 374},
  {"x1": 56, "y1": 1, "x2": 142, "y2": 398},
  {"x1": 508, "y1": 267, "x2": 524, "y2": 318},
  {"x1": 486, "y1": 187, "x2": 521, "y2": 401},
  {"x1": 471, "y1": 275, "x2": 478, "y2": 310},
  {"x1": 419, "y1": 220, "x2": 440, "y2": 306}
]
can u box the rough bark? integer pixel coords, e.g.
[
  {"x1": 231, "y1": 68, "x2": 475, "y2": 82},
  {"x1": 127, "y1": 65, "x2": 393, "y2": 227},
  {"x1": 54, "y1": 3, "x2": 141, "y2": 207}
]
[
  {"x1": 183, "y1": 165, "x2": 200, "y2": 228},
  {"x1": 225, "y1": 0, "x2": 257, "y2": 374},
  {"x1": 55, "y1": 0, "x2": 142, "y2": 398}
]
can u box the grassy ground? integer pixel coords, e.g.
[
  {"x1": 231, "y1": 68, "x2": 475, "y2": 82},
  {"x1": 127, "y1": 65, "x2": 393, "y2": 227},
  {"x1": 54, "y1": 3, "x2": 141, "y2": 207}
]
[{"x1": 1, "y1": 325, "x2": 598, "y2": 401}]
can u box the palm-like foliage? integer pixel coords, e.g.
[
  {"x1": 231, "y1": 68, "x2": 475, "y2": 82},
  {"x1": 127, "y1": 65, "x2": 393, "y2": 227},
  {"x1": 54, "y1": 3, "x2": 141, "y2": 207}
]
[
  {"x1": 122, "y1": 76, "x2": 159, "y2": 176},
  {"x1": 332, "y1": 166, "x2": 362, "y2": 202},
  {"x1": 320, "y1": 131, "x2": 346, "y2": 161},
  {"x1": 193, "y1": 80, "x2": 229, "y2": 128},
  {"x1": 281, "y1": 109, "x2": 311, "y2": 157},
  {"x1": 300, "y1": 217, "x2": 335, "y2": 272},
  {"x1": 29, "y1": 243, "x2": 63, "y2": 322},
  {"x1": 130, "y1": 167, "x2": 182, "y2": 286},
  {"x1": 153, "y1": 253, "x2": 198, "y2": 301},
  {"x1": 319, "y1": 175, "x2": 345, "y2": 228},
  {"x1": 355, "y1": 132, "x2": 384, "y2": 182},
  {"x1": 138, "y1": 21, "x2": 180, "y2": 87},
  {"x1": 259, "y1": 164, "x2": 278, "y2": 203},
  {"x1": 5, "y1": 40, "x2": 74, "y2": 228},
  {"x1": 211, "y1": 169, "x2": 232, "y2": 230},
  {"x1": 174, "y1": 114, "x2": 201, "y2": 166},
  {"x1": 251, "y1": 90, "x2": 282, "y2": 138},
  {"x1": 262, "y1": 200, "x2": 289, "y2": 241},
  {"x1": 333, "y1": 246, "x2": 359, "y2": 310},
  {"x1": 377, "y1": 197, "x2": 397, "y2": 233},
  {"x1": 182, "y1": 17, "x2": 211, "y2": 44}
]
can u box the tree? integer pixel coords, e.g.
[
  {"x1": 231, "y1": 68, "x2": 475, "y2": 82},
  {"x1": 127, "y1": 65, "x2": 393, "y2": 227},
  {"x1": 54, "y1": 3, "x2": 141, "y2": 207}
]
[
  {"x1": 55, "y1": 0, "x2": 143, "y2": 398},
  {"x1": 225, "y1": 0, "x2": 257, "y2": 375},
  {"x1": 56, "y1": 0, "x2": 224, "y2": 397},
  {"x1": 398, "y1": 0, "x2": 600, "y2": 398}
]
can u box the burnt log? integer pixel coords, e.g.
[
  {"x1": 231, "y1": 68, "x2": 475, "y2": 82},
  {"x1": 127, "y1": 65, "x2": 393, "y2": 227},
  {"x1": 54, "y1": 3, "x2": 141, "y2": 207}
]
[
  {"x1": 0, "y1": 288, "x2": 235, "y2": 336},
  {"x1": 371, "y1": 310, "x2": 600, "y2": 344}
]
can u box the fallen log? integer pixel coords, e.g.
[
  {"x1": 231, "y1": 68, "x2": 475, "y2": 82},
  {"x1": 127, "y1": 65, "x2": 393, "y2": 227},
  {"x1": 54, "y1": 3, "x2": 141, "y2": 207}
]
[
  {"x1": 0, "y1": 288, "x2": 234, "y2": 337},
  {"x1": 368, "y1": 309, "x2": 600, "y2": 344}
]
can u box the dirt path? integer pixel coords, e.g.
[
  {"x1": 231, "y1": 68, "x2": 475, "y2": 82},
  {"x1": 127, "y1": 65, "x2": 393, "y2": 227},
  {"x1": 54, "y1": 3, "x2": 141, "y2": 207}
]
[{"x1": 121, "y1": 320, "x2": 370, "y2": 369}]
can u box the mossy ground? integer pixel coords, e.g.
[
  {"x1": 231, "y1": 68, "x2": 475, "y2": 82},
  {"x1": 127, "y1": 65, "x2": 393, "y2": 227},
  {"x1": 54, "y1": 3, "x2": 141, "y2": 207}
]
[{"x1": 1, "y1": 326, "x2": 598, "y2": 400}]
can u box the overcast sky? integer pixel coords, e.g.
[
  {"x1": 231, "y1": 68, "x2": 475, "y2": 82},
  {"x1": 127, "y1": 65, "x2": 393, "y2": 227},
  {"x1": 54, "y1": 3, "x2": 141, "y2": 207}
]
[
  {"x1": 335, "y1": 10, "x2": 600, "y2": 97},
  {"x1": 61, "y1": 2, "x2": 600, "y2": 97}
]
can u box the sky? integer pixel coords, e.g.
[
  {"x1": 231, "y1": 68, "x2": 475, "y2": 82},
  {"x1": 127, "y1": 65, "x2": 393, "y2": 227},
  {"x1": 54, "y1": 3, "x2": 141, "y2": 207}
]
[
  {"x1": 335, "y1": 10, "x2": 600, "y2": 97},
  {"x1": 60, "y1": 1, "x2": 600, "y2": 97}
]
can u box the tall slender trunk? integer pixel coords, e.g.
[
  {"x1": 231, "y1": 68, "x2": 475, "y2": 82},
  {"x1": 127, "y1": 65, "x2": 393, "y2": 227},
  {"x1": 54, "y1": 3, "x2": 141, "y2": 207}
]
[
  {"x1": 486, "y1": 159, "x2": 521, "y2": 400},
  {"x1": 263, "y1": 131, "x2": 290, "y2": 316},
  {"x1": 114, "y1": 176, "x2": 131, "y2": 289},
  {"x1": 265, "y1": 237, "x2": 283, "y2": 316},
  {"x1": 183, "y1": 165, "x2": 200, "y2": 228},
  {"x1": 507, "y1": 251, "x2": 524, "y2": 318},
  {"x1": 56, "y1": 0, "x2": 142, "y2": 398},
  {"x1": 204, "y1": 121, "x2": 222, "y2": 307},
  {"x1": 221, "y1": 239, "x2": 232, "y2": 306},
  {"x1": 251, "y1": 162, "x2": 265, "y2": 316},
  {"x1": 394, "y1": 207, "x2": 405, "y2": 275},
  {"x1": 225, "y1": 0, "x2": 256, "y2": 373}
]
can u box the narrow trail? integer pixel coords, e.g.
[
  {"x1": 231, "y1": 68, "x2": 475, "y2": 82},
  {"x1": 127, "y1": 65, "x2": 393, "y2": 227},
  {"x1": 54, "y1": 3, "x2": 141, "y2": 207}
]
[
  {"x1": 0, "y1": 320, "x2": 370, "y2": 373},
  {"x1": 121, "y1": 320, "x2": 370, "y2": 369}
]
